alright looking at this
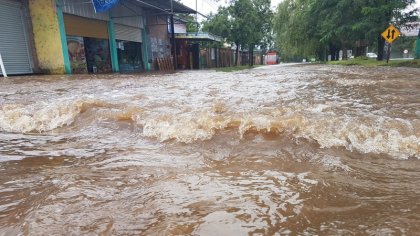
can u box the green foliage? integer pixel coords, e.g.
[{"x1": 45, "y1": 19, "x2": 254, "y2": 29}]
[
  {"x1": 201, "y1": 0, "x2": 273, "y2": 65},
  {"x1": 273, "y1": 0, "x2": 325, "y2": 61},
  {"x1": 273, "y1": 0, "x2": 419, "y2": 62},
  {"x1": 201, "y1": 0, "x2": 273, "y2": 50},
  {"x1": 328, "y1": 58, "x2": 420, "y2": 67},
  {"x1": 391, "y1": 35, "x2": 417, "y2": 55},
  {"x1": 185, "y1": 15, "x2": 199, "y2": 33},
  {"x1": 202, "y1": 7, "x2": 231, "y2": 41}
]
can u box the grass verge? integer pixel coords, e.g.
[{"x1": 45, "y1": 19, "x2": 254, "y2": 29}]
[
  {"x1": 216, "y1": 65, "x2": 262, "y2": 72},
  {"x1": 327, "y1": 58, "x2": 420, "y2": 68}
]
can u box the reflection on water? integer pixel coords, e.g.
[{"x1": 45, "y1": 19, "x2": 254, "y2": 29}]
[{"x1": 0, "y1": 64, "x2": 419, "y2": 235}]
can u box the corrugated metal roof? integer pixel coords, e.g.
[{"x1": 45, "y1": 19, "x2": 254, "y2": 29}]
[{"x1": 131, "y1": 0, "x2": 197, "y2": 14}]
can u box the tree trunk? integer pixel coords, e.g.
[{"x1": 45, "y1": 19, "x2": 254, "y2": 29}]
[
  {"x1": 342, "y1": 48, "x2": 348, "y2": 60},
  {"x1": 235, "y1": 43, "x2": 239, "y2": 66},
  {"x1": 377, "y1": 35, "x2": 385, "y2": 61},
  {"x1": 379, "y1": 5, "x2": 392, "y2": 61},
  {"x1": 329, "y1": 44, "x2": 337, "y2": 61},
  {"x1": 249, "y1": 45, "x2": 254, "y2": 66},
  {"x1": 325, "y1": 47, "x2": 328, "y2": 62}
]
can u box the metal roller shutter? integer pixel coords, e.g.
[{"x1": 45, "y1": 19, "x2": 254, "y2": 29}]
[
  {"x1": 0, "y1": 0, "x2": 32, "y2": 75},
  {"x1": 64, "y1": 14, "x2": 109, "y2": 39},
  {"x1": 115, "y1": 24, "x2": 142, "y2": 43}
]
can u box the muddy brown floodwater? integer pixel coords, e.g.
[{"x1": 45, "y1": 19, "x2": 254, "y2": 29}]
[{"x1": 0, "y1": 64, "x2": 419, "y2": 235}]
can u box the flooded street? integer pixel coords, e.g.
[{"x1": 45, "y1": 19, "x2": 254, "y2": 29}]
[{"x1": 0, "y1": 64, "x2": 419, "y2": 235}]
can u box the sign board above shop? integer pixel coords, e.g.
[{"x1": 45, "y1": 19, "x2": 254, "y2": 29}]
[
  {"x1": 381, "y1": 24, "x2": 401, "y2": 44},
  {"x1": 92, "y1": 0, "x2": 120, "y2": 13}
]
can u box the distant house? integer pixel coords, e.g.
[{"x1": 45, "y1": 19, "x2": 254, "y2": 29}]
[{"x1": 400, "y1": 22, "x2": 420, "y2": 37}]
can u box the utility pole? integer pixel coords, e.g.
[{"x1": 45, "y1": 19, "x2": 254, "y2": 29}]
[
  {"x1": 170, "y1": 0, "x2": 177, "y2": 70},
  {"x1": 416, "y1": 29, "x2": 420, "y2": 59},
  {"x1": 196, "y1": 0, "x2": 198, "y2": 33}
]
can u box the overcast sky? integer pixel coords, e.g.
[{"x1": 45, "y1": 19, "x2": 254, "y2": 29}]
[{"x1": 180, "y1": 0, "x2": 420, "y2": 17}]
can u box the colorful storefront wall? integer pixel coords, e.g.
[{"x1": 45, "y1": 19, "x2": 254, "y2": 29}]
[
  {"x1": 147, "y1": 14, "x2": 172, "y2": 70},
  {"x1": 66, "y1": 36, "x2": 87, "y2": 73},
  {"x1": 28, "y1": 0, "x2": 66, "y2": 74},
  {"x1": 111, "y1": 3, "x2": 145, "y2": 72},
  {"x1": 63, "y1": 14, "x2": 112, "y2": 73},
  {"x1": 59, "y1": 0, "x2": 147, "y2": 73},
  {"x1": 27, "y1": 0, "x2": 152, "y2": 74}
]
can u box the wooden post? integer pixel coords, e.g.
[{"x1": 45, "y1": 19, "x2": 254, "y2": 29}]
[
  {"x1": 0, "y1": 53, "x2": 7, "y2": 77},
  {"x1": 157, "y1": 58, "x2": 162, "y2": 71},
  {"x1": 386, "y1": 43, "x2": 392, "y2": 63}
]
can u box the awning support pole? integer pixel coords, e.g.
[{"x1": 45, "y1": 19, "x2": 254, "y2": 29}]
[
  {"x1": 170, "y1": 0, "x2": 177, "y2": 70},
  {"x1": 0, "y1": 53, "x2": 7, "y2": 77}
]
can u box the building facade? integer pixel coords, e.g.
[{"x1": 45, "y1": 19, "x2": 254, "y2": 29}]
[
  {"x1": 0, "y1": 0, "x2": 241, "y2": 76},
  {"x1": 0, "y1": 0, "x2": 38, "y2": 75},
  {"x1": 0, "y1": 0, "x2": 196, "y2": 76}
]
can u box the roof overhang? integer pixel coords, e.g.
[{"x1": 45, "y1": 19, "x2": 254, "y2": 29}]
[
  {"x1": 174, "y1": 33, "x2": 223, "y2": 42},
  {"x1": 131, "y1": 0, "x2": 197, "y2": 14}
]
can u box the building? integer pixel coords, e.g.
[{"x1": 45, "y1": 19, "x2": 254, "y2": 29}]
[
  {"x1": 0, "y1": 0, "x2": 37, "y2": 75},
  {"x1": 0, "y1": 0, "x2": 197, "y2": 76},
  {"x1": 0, "y1": 0, "x2": 255, "y2": 76}
]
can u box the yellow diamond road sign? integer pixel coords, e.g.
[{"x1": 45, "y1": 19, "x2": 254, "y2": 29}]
[{"x1": 381, "y1": 24, "x2": 400, "y2": 43}]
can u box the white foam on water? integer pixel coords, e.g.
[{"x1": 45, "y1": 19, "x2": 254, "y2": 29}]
[
  {"x1": 0, "y1": 67, "x2": 418, "y2": 160},
  {"x1": 134, "y1": 109, "x2": 419, "y2": 159},
  {"x1": 1, "y1": 97, "x2": 417, "y2": 159},
  {"x1": 0, "y1": 98, "x2": 110, "y2": 133}
]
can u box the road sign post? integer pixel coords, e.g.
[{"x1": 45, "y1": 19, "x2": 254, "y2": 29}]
[
  {"x1": 0, "y1": 53, "x2": 7, "y2": 77},
  {"x1": 386, "y1": 43, "x2": 392, "y2": 63},
  {"x1": 381, "y1": 24, "x2": 401, "y2": 63}
]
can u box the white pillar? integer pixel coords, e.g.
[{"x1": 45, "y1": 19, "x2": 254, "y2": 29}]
[{"x1": 0, "y1": 53, "x2": 7, "y2": 77}]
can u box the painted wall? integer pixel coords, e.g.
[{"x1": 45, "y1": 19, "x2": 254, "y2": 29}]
[
  {"x1": 29, "y1": 0, "x2": 65, "y2": 74},
  {"x1": 147, "y1": 15, "x2": 171, "y2": 62}
]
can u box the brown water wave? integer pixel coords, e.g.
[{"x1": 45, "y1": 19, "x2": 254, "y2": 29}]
[
  {"x1": 0, "y1": 99, "x2": 116, "y2": 133},
  {"x1": 1, "y1": 100, "x2": 418, "y2": 159},
  {"x1": 1, "y1": 64, "x2": 420, "y2": 235}
]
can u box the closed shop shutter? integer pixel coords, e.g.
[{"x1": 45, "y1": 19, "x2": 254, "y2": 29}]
[
  {"x1": 0, "y1": 0, "x2": 32, "y2": 75},
  {"x1": 115, "y1": 24, "x2": 142, "y2": 43},
  {"x1": 64, "y1": 14, "x2": 109, "y2": 39}
]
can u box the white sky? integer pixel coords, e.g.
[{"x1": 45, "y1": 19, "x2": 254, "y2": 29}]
[{"x1": 180, "y1": 0, "x2": 420, "y2": 17}]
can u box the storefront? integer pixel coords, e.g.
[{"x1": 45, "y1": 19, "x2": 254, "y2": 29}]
[
  {"x1": 114, "y1": 24, "x2": 144, "y2": 73},
  {"x1": 0, "y1": 0, "x2": 33, "y2": 75},
  {"x1": 63, "y1": 14, "x2": 112, "y2": 74},
  {"x1": 174, "y1": 33, "x2": 222, "y2": 70},
  {"x1": 60, "y1": 0, "x2": 145, "y2": 74},
  {"x1": 1, "y1": 0, "x2": 198, "y2": 75}
]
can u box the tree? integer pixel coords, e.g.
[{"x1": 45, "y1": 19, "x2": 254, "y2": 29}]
[
  {"x1": 356, "y1": 0, "x2": 418, "y2": 60},
  {"x1": 274, "y1": 0, "x2": 317, "y2": 61},
  {"x1": 273, "y1": 0, "x2": 418, "y2": 61},
  {"x1": 248, "y1": 0, "x2": 272, "y2": 65},
  {"x1": 229, "y1": 0, "x2": 254, "y2": 65},
  {"x1": 311, "y1": 0, "x2": 365, "y2": 60},
  {"x1": 202, "y1": 0, "x2": 273, "y2": 66},
  {"x1": 201, "y1": 7, "x2": 232, "y2": 48},
  {"x1": 201, "y1": 7, "x2": 231, "y2": 40}
]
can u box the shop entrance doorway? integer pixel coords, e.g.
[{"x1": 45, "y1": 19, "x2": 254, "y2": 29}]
[{"x1": 117, "y1": 41, "x2": 144, "y2": 73}]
